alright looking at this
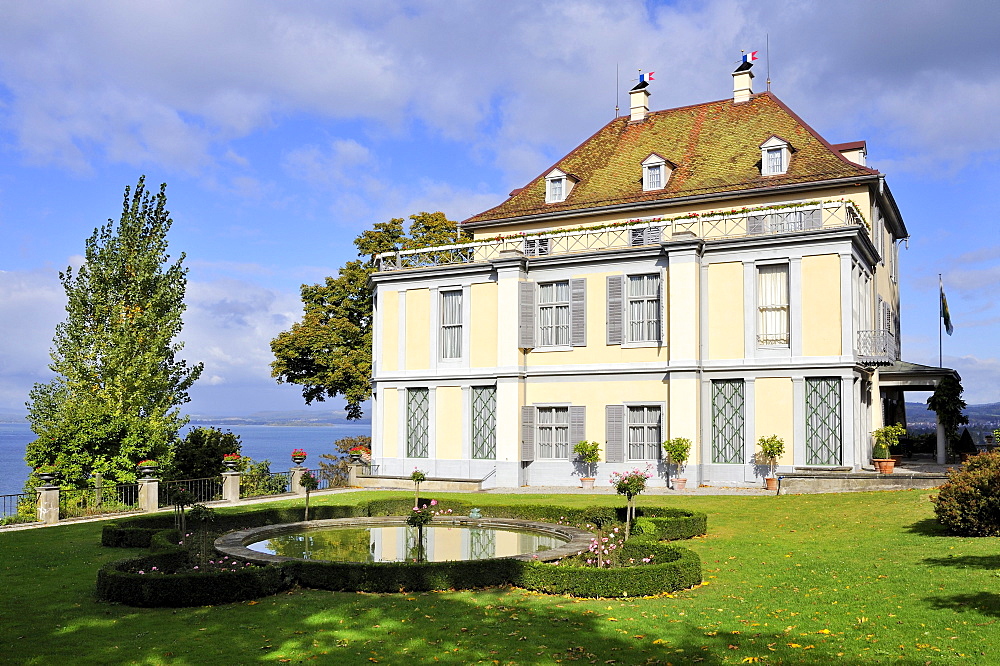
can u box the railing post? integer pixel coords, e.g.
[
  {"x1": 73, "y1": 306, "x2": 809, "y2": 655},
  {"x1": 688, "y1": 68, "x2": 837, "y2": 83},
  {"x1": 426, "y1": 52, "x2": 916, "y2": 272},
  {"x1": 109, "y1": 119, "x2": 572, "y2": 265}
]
[
  {"x1": 138, "y1": 478, "x2": 160, "y2": 512},
  {"x1": 290, "y1": 467, "x2": 307, "y2": 496},
  {"x1": 36, "y1": 485, "x2": 59, "y2": 524},
  {"x1": 348, "y1": 462, "x2": 359, "y2": 487},
  {"x1": 222, "y1": 471, "x2": 241, "y2": 502}
]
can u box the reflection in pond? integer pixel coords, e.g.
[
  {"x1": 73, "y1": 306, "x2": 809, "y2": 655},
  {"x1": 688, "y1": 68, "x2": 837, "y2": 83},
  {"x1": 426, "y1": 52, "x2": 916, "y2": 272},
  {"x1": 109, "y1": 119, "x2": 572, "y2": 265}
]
[{"x1": 247, "y1": 525, "x2": 567, "y2": 562}]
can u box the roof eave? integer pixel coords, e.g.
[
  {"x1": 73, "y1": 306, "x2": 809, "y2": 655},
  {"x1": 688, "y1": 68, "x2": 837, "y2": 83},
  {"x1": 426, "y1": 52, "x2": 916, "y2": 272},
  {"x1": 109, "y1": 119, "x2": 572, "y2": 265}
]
[{"x1": 462, "y1": 174, "x2": 881, "y2": 231}]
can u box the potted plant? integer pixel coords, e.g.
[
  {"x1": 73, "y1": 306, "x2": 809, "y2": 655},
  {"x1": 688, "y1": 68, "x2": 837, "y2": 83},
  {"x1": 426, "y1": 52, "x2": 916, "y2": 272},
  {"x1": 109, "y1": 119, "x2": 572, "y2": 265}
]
[
  {"x1": 348, "y1": 445, "x2": 371, "y2": 464},
  {"x1": 291, "y1": 448, "x2": 307, "y2": 465},
  {"x1": 572, "y1": 440, "x2": 601, "y2": 489},
  {"x1": 35, "y1": 463, "x2": 60, "y2": 485},
  {"x1": 758, "y1": 434, "x2": 785, "y2": 491},
  {"x1": 136, "y1": 459, "x2": 159, "y2": 478},
  {"x1": 872, "y1": 424, "x2": 905, "y2": 473},
  {"x1": 662, "y1": 437, "x2": 692, "y2": 490},
  {"x1": 222, "y1": 453, "x2": 241, "y2": 471}
]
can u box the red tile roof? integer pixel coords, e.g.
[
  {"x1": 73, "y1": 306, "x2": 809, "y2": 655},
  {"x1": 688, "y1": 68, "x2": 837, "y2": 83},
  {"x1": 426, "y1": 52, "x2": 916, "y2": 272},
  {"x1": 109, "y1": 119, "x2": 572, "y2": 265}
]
[{"x1": 464, "y1": 92, "x2": 877, "y2": 227}]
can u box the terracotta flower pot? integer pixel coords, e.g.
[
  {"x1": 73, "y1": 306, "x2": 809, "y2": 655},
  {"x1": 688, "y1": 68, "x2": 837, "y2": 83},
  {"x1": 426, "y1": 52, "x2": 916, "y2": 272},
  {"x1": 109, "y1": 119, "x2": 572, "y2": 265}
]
[
  {"x1": 580, "y1": 477, "x2": 595, "y2": 490},
  {"x1": 765, "y1": 477, "x2": 778, "y2": 491},
  {"x1": 873, "y1": 458, "x2": 895, "y2": 474},
  {"x1": 673, "y1": 478, "x2": 687, "y2": 490}
]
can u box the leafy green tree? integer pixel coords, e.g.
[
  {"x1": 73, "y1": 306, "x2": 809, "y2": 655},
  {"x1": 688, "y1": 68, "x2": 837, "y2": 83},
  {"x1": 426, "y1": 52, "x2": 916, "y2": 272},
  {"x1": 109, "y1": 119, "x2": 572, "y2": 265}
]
[
  {"x1": 164, "y1": 427, "x2": 241, "y2": 480},
  {"x1": 24, "y1": 177, "x2": 203, "y2": 488},
  {"x1": 927, "y1": 375, "x2": 969, "y2": 445},
  {"x1": 319, "y1": 435, "x2": 372, "y2": 487},
  {"x1": 270, "y1": 212, "x2": 462, "y2": 419}
]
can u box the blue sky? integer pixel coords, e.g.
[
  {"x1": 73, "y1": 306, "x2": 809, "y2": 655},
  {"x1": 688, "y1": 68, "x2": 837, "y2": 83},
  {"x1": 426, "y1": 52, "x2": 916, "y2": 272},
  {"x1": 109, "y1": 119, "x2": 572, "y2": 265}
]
[{"x1": 1, "y1": 0, "x2": 998, "y2": 416}]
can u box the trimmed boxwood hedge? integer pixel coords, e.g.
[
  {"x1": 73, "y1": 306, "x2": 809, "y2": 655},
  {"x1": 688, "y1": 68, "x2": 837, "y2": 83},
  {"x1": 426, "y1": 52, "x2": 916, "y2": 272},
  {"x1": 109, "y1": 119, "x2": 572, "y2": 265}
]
[{"x1": 97, "y1": 498, "x2": 708, "y2": 605}]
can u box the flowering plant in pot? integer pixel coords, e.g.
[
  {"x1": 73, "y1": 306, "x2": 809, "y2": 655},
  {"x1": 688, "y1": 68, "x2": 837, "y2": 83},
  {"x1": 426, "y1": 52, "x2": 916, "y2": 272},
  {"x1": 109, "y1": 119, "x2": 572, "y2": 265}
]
[
  {"x1": 872, "y1": 424, "x2": 906, "y2": 474},
  {"x1": 610, "y1": 466, "x2": 652, "y2": 539},
  {"x1": 137, "y1": 459, "x2": 159, "y2": 478},
  {"x1": 661, "y1": 437, "x2": 692, "y2": 490},
  {"x1": 758, "y1": 435, "x2": 785, "y2": 491},
  {"x1": 299, "y1": 469, "x2": 320, "y2": 520},
  {"x1": 348, "y1": 445, "x2": 371, "y2": 464},
  {"x1": 572, "y1": 440, "x2": 600, "y2": 489},
  {"x1": 291, "y1": 448, "x2": 307, "y2": 465},
  {"x1": 222, "y1": 453, "x2": 241, "y2": 470},
  {"x1": 35, "y1": 463, "x2": 60, "y2": 484}
]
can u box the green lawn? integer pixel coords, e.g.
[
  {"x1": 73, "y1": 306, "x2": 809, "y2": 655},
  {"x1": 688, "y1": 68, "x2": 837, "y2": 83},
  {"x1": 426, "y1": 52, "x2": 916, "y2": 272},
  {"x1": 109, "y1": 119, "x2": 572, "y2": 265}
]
[{"x1": 2, "y1": 489, "x2": 998, "y2": 664}]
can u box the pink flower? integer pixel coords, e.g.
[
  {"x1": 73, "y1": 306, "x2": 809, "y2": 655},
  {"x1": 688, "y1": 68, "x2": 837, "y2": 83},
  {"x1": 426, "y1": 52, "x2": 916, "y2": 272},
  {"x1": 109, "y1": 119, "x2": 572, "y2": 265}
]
[{"x1": 430, "y1": 499, "x2": 438, "y2": 506}]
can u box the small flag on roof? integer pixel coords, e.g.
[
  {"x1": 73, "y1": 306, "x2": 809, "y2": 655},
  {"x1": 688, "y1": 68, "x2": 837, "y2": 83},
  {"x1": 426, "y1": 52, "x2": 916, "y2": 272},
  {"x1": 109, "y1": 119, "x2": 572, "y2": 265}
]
[
  {"x1": 638, "y1": 71, "x2": 655, "y2": 83},
  {"x1": 742, "y1": 51, "x2": 759, "y2": 63}
]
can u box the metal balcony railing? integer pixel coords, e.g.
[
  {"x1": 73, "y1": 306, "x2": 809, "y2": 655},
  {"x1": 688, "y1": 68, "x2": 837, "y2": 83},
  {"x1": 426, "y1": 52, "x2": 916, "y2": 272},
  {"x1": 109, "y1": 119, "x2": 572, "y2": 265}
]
[
  {"x1": 376, "y1": 200, "x2": 866, "y2": 272},
  {"x1": 857, "y1": 329, "x2": 899, "y2": 366}
]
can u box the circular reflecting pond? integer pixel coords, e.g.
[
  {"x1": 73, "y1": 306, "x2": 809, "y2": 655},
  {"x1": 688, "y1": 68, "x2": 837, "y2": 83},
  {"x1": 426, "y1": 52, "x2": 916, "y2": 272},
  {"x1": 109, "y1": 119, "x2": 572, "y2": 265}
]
[
  {"x1": 216, "y1": 517, "x2": 595, "y2": 565},
  {"x1": 247, "y1": 524, "x2": 567, "y2": 562}
]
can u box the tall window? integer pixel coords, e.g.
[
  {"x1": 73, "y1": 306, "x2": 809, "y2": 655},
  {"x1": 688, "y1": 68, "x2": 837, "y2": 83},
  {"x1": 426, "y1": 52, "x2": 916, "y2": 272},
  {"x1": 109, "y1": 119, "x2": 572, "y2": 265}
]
[
  {"x1": 711, "y1": 380, "x2": 744, "y2": 464},
  {"x1": 757, "y1": 264, "x2": 789, "y2": 346},
  {"x1": 627, "y1": 406, "x2": 661, "y2": 459},
  {"x1": 538, "y1": 281, "x2": 570, "y2": 346},
  {"x1": 440, "y1": 290, "x2": 462, "y2": 359},
  {"x1": 548, "y1": 177, "x2": 564, "y2": 202},
  {"x1": 471, "y1": 386, "x2": 496, "y2": 459},
  {"x1": 805, "y1": 378, "x2": 842, "y2": 466},
  {"x1": 536, "y1": 406, "x2": 569, "y2": 458},
  {"x1": 406, "y1": 388, "x2": 429, "y2": 458},
  {"x1": 645, "y1": 164, "x2": 662, "y2": 190},
  {"x1": 627, "y1": 274, "x2": 661, "y2": 342}
]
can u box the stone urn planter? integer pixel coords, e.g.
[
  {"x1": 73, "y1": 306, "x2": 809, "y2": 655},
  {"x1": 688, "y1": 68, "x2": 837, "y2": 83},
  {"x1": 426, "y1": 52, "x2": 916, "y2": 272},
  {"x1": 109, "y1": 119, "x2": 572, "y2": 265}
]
[
  {"x1": 348, "y1": 453, "x2": 362, "y2": 464},
  {"x1": 291, "y1": 450, "x2": 307, "y2": 465},
  {"x1": 37, "y1": 472, "x2": 60, "y2": 485},
  {"x1": 223, "y1": 460, "x2": 239, "y2": 471},
  {"x1": 580, "y1": 477, "x2": 595, "y2": 490}
]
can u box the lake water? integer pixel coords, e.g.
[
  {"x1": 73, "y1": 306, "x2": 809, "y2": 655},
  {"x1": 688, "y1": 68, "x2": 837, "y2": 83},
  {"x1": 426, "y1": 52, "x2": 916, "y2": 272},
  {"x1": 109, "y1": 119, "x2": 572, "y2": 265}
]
[{"x1": 0, "y1": 422, "x2": 371, "y2": 497}]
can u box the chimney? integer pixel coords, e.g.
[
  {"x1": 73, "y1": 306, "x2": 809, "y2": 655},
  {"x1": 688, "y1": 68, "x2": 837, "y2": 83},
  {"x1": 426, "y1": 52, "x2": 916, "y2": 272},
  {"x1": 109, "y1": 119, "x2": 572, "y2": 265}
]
[
  {"x1": 629, "y1": 81, "x2": 650, "y2": 122},
  {"x1": 732, "y1": 61, "x2": 754, "y2": 103}
]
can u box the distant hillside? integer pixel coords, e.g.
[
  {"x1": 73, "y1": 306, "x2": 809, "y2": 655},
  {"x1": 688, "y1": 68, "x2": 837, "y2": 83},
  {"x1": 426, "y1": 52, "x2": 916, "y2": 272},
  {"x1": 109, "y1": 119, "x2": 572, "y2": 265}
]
[
  {"x1": 905, "y1": 402, "x2": 1000, "y2": 431},
  {"x1": 0, "y1": 408, "x2": 368, "y2": 426}
]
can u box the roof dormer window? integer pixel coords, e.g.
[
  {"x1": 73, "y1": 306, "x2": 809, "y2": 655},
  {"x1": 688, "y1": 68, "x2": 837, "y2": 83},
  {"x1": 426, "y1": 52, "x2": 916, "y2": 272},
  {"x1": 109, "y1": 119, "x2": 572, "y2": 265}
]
[
  {"x1": 760, "y1": 136, "x2": 791, "y2": 176},
  {"x1": 641, "y1": 153, "x2": 672, "y2": 191},
  {"x1": 545, "y1": 168, "x2": 575, "y2": 204}
]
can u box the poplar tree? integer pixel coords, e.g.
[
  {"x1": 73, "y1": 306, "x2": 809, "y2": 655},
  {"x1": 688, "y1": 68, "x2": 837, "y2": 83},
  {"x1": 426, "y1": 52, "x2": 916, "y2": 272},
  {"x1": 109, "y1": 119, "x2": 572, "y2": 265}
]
[
  {"x1": 270, "y1": 212, "x2": 461, "y2": 419},
  {"x1": 25, "y1": 177, "x2": 203, "y2": 487}
]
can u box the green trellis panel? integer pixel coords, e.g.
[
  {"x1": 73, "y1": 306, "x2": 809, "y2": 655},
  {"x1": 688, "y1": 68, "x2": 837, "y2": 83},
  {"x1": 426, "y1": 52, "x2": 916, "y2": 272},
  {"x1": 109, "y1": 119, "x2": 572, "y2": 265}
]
[
  {"x1": 407, "y1": 388, "x2": 429, "y2": 458},
  {"x1": 712, "y1": 380, "x2": 745, "y2": 464},
  {"x1": 471, "y1": 386, "x2": 496, "y2": 459},
  {"x1": 469, "y1": 528, "x2": 496, "y2": 560},
  {"x1": 805, "y1": 378, "x2": 842, "y2": 465}
]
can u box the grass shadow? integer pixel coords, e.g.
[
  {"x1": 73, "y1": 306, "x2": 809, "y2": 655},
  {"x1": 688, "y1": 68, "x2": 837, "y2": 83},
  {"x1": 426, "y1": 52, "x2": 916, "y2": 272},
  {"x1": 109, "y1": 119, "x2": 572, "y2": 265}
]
[
  {"x1": 905, "y1": 517, "x2": 948, "y2": 537},
  {"x1": 923, "y1": 554, "x2": 1000, "y2": 570},
  {"x1": 925, "y1": 592, "x2": 1000, "y2": 618}
]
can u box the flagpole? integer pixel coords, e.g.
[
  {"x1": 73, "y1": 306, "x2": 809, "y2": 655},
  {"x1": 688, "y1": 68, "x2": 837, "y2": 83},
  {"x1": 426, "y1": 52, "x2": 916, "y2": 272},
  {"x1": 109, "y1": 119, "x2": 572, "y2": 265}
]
[{"x1": 939, "y1": 273, "x2": 943, "y2": 368}]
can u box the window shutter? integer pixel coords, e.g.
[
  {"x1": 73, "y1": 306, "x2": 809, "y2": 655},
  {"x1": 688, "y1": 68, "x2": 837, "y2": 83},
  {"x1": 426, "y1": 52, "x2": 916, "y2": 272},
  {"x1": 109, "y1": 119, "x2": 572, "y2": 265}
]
[
  {"x1": 519, "y1": 281, "x2": 536, "y2": 348},
  {"x1": 606, "y1": 275, "x2": 623, "y2": 345},
  {"x1": 569, "y1": 406, "x2": 586, "y2": 457},
  {"x1": 748, "y1": 214, "x2": 766, "y2": 235},
  {"x1": 521, "y1": 406, "x2": 535, "y2": 462},
  {"x1": 648, "y1": 226, "x2": 662, "y2": 244},
  {"x1": 605, "y1": 405, "x2": 624, "y2": 463},
  {"x1": 659, "y1": 271, "x2": 666, "y2": 342},
  {"x1": 570, "y1": 278, "x2": 586, "y2": 347}
]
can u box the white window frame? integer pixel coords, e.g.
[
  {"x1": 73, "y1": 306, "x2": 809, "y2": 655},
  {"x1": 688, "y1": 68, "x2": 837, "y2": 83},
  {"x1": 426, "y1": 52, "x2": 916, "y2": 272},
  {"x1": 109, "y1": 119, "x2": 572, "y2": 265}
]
[
  {"x1": 756, "y1": 263, "x2": 790, "y2": 347},
  {"x1": 626, "y1": 404, "x2": 662, "y2": 460},
  {"x1": 439, "y1": 289, "x2": 463, "y2": 360},
  {"x1": 641, "y1": 154, "x2": 669, "y2": 191},
  {"x1": 536, "y1": 406, "x2": 570, "y2": 459},
  {"x1": 626, "y1": 273, "x2": 661, "y2": 344},
  {"x1": 760, "y1": 136, "x2": 791, "y2": 176},
  {"x1": 545, "y1": 168, "x2": 573, "y2": 203},
  {"x1": 537, "y1": 280, "x2": 571, "y2": 347}
]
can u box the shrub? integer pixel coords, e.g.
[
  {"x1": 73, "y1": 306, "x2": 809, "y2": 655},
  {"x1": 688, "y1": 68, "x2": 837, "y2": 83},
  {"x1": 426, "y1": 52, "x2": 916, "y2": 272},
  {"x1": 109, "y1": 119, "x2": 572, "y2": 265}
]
[{"x1": 932, "y1": 450, "x2": 1000, "y2": 536}]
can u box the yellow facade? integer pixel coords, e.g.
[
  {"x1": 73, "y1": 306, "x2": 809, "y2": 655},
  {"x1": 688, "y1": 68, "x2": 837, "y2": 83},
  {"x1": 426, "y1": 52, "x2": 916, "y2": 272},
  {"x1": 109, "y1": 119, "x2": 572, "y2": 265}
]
[
  {"x1": 435, "y1": 386, "x2": 464, "y2": 460},
  {"x1": 801, "y1": 254, "x2": 843, "y2": 356},
  {"x1": 754, "y1": 378, "x2": 794, "y2": 466},
  {"x1": 470, "y1": 282, "x2": 498, "y2": 368},
  {"x1": 404, "y1": 288, "x2": 430, "y2": 370},
  {"x1": 381, "y1": 388, "x2": 398, "y2": 458},
  {"x1": 707, "y1": 262, "x2": 745, "y2": 359},
  {"x1": 380, "y1": 290, "x2": 398, "y2": 372}
]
